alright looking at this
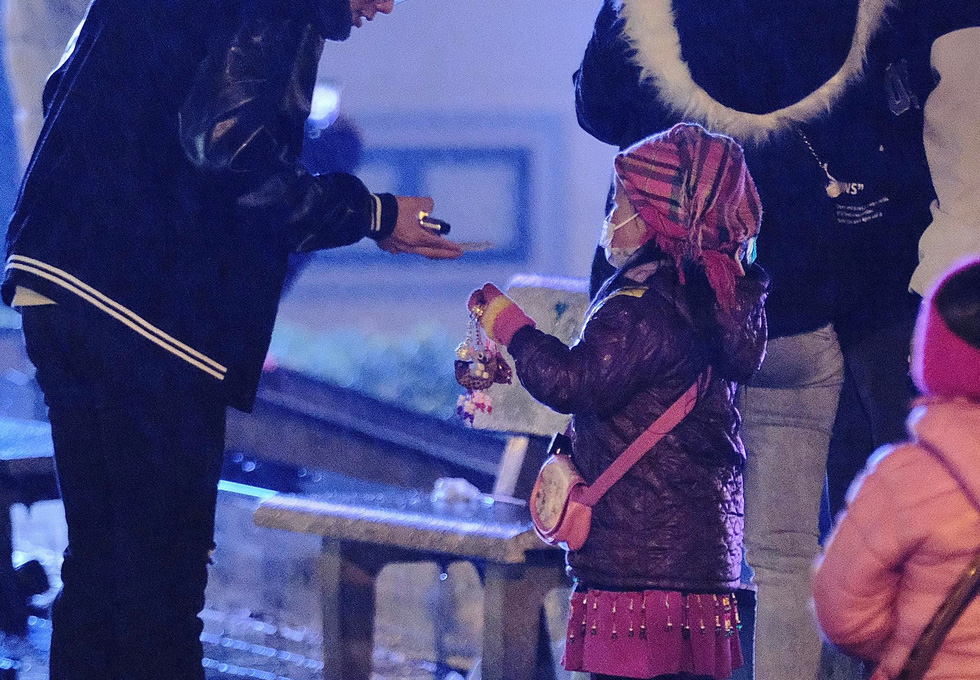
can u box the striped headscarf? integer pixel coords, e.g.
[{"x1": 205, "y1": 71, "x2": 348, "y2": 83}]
[{"x1": 614, "y1": 123, "x2": 762, "y2": 312}]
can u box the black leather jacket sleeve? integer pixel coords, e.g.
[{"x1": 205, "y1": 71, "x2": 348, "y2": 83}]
[{"x1": 178, "y1": 8, "x2": 396, "y2": 252}]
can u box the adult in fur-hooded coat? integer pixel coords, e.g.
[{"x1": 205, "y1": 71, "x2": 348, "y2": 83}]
[{"x1": 574, "y1": 2, "x2": 980, "y2": 679}]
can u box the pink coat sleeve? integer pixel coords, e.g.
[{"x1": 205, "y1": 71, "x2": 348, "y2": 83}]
[{"x1": 812, "y1": 448, "x2": 906, "y2": 661}]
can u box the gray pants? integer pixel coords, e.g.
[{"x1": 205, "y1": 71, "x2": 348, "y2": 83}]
[{"x1": 741, "y1": 325, "x2": 844, "y2": 680}]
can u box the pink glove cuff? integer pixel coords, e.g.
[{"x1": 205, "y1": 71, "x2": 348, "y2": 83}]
[{"x1": 483, "y1": 295, "x2": 534, "y2": 346}]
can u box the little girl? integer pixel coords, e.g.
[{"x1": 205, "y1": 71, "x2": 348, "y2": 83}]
[
  {"x1": 468, "y1": 123, "x2": 768, "y2": 680},
  {"x1": 813, "y1": 256, "x2": 980, "y2": 679}
]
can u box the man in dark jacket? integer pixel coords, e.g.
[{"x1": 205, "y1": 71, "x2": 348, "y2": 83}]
[{"x1": 1, "y1": 0, "x2": 462, "y2": 677}]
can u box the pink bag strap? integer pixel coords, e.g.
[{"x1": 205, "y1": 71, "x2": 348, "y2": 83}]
[{"x1": 578, "y1": 367, "x2": 711, "y2": 507}]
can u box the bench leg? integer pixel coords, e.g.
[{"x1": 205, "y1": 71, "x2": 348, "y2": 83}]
[
  {"x1": 319, "y1": 539, "x2": 384, "y2": 680},
  {"x1": 482, "y1": 559, "x2": 566, "y2": 680}
]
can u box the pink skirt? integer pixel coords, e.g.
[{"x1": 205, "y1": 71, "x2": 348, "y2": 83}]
[{"x1": 562, "y1": 589, "x2": 743, "y2": 679}]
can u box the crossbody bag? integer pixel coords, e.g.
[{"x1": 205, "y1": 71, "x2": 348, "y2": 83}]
[{"x1": 529, "y1": 368, "x2": 709, "y2": 551}]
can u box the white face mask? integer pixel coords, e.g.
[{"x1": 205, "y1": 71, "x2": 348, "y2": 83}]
[{"x1": 599, "y1": 211, "x2": 641, "y2": 268}]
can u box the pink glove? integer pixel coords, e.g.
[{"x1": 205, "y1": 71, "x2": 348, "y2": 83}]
[{"x1": 467, "y1": 283, "x2": 535, "y2": 346}]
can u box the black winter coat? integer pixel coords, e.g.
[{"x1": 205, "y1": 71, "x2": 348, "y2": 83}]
[
  {"x1": 508, "y1": 254, "x2": 769, "y2": 592},
  {"x1": 575, "y1": 0, "x2": 978, "y2": 341},
  {"x1": 2, "y1": 0, "x2": 395, "y2": 410}
]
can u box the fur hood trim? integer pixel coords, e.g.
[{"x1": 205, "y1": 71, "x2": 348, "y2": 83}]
[{"x1": 618, "y1": 0, "x2": 892, "y2": 143}]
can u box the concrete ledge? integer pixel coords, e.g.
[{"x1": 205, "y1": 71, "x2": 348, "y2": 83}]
[{"x1": 254, "y1": 491, "x2": 545, "y2": 565}]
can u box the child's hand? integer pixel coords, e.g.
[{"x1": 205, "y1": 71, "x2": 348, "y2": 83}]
[
  {"x1": 466, "y1": 283, "x2": 535, "y2": 346},
  {"x1": 467, "y1": 283, "x2": 505, "y2": 317},
  {"x1": 467, "y1": 288, "x2": 487, "y2": 317}
]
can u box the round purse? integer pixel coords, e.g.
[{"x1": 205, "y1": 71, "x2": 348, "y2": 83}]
[
  {"x1": 529, "y1": 434, "x2": 592, "y2": 551},
  {"x1": 529, "y1": 373, "x2": 707, "y2": 552}
]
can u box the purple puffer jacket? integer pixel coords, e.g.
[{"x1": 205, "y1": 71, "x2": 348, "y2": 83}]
[{"x1": 508, "y1": 260, "x2": 768, "y2": 592}]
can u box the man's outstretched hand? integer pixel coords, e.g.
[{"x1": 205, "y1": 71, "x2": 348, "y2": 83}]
[{"x1": 378, "y1": 196, "x2": 464, "y2": 259}]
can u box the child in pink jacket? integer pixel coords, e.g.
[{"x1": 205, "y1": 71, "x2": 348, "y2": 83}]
[{"x1": 813, "y1": 256, "x2": 980, "y2": 680}]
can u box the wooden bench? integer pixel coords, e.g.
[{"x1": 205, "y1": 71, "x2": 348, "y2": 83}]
[
  {"x1": 253, "y1": 489, "x2": 565, "y2": 680},
  {"x1": 0, "y1": 417, "x2": 58, "y2": 637}
]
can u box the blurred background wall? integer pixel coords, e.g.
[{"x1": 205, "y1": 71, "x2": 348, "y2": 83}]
[{"x1": 276, "y1": 0, "x2": 617, "y2": 340}]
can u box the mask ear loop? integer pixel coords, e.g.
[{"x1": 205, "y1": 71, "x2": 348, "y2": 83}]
[
  {"x1": 607, "y1": 211, "x2": 640, "y2": 233},
  {"x1": 608, "y1": 174, "x2": 636, "y2": 226},
  {"x1": 603, "y1": 174, "x2": 642, "y2": 244}
]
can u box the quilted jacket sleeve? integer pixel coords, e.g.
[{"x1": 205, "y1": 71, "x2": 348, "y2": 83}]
[
  {"x1": 715, "y1": 262, "x2": 770, "y2": 383},
  {"x1": 507, "y1": 293, "x2": 677, "y2": 417},
  {"x1": 178, "y1": 5, "x2": 396, "y2": 251},
  {"x1": 812, "y1": 448, "x2": 905, "y2": 661}
]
